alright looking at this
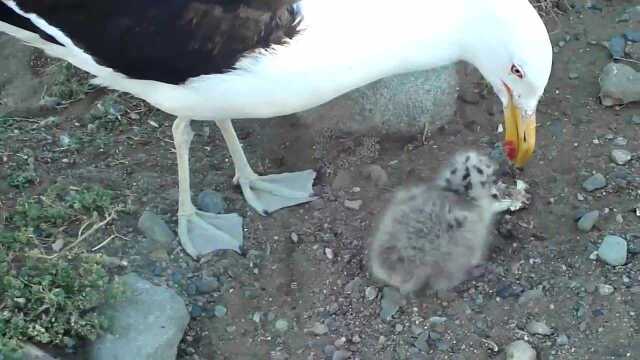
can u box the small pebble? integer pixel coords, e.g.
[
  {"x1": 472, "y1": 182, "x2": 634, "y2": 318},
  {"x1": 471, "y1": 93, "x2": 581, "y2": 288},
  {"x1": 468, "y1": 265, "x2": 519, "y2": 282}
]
[
  {"x1": 275, "y1": 319, "x2": 289, "y2": 332},
  {"x1": 625, "y1": 30, "x2": 640, "y2": 42},
  {"x1": 568, "y1": 72, "x2": 579, "y2": 80},
  {"x1": 597, "y1": 284, "x2": 614, "y2": 296},
  {"x1": 290, "y1": 232, "x2": 299, "y2": 244},
  {"x1": 332, "y1": 350, "x2": 352, "y2": 360},
  {"x1": 195, "y1": 276, "x2": 220, "y2": 294},
  {"x1": 608, "y1": 35, "x2": 626, "y2": 58},
  {"x1": 556, "y1": 334, "x2": 569, "y2": 346},
  {"x1": 190, "y1": 304, "x2": 204, "y2": 318},
  {"x1": 598, "y1": 235, "x2": 628, "y2": 266},
  {"x1": 196, "y1": 191, "x2": 226, "y2": 214},
  {"x1": 59, "y1": 134, "x2": 72, "y2": 147},
  {"x1": 582, "y1": 173, "x2": 607, "y2": 192},
  {"x1": 361, "y1": 164, "x2": 389, "y2": 187},
  {"x1": 324, "y1": 345, "x2": 337, "y2": 357},
  {"x1": 612, "y1": 137, "x2": 628, "y2": 146},
  {"x1": 611, "y1": 149, "x2": 632, "y2": 165},
  {"x1": 307, "y1": 322, "x2": 329, "y2": 336},
  {"x1": 365, "y1": 286, "x2": 379, "y2": 301},
  {"x1": 344, "y1": 199, "x2": 363, "y2": 210},
  {"x1": 526, "y1": 320, "x2": 553, "y2": 336},
  {"x1": 137, "y1": 211, "x2": 175, "y2": 246},
  {"x1": 325, "y1": 248, "x2": 335, "y2": 260},
  {"x1": 577, "y1": 210, "x2": 600, "y2": 232},
  {"x1": 632, "y1": 114, "x2": 640, "y2": 125},
  {"x1": 380, "y1": 287, "x2": 404, "y2": 321},
  {"x1": 506, "y1": 340, "x2": 536, "y2": 360},
  {"x1": 428, "y1": 316, "x2": 447, "y2": 325},
  {"x1": 214, "y1": 305, "x2": 227, "y2": 318}
]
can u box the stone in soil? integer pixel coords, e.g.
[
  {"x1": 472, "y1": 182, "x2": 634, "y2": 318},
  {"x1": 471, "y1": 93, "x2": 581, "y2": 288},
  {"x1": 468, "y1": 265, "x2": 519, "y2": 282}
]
[
  {"x1": 608, "y1": 35, "x2": 626, "y2": 58},
  {"x1": 598, "y1": 235, "x2": 628, "y2": 266},
  {"x1": 365, "y1": 286, "x2": 379, "y2": 301},
  {"x1": 599, "y1": 62, "x2": 640, "y2": 106},
  {"x1": 556, "y1": 334, "x2": 569, "y2": 346},
  {"x1": 582, "y1": 173, "x2": 607, "y2": 192},
  {"x1": 597, "y1": 284, "x2": 615, "y2": 296},
  {"x1": 195, "y1": 276, "x2": 220, "y2": 294},
  {"x1": 137, "y1": 211, "x2": 175, "y2": 246},
  {"x1": 577, "y1": 210, "x2": 600, "y2": 232},
  {"x1": 306, "y1": 322, "x2": 329, "y2": 336},
  {"x1": 625, "y1": 30, "x2": 640, "y2": 42},
  {"x1": 611, "y1": 149, "x2": 632, "y2": 165},
  {"x1": 361, "y1": 164, "x2": 389, "y2": 187},
  {"x1": 332, "y1": 350, "x2": 352, "y2": 360},
  {"x1": 526, "y1": 320, "x2": 553, "y2": 336},
  {"x1": 196, "y1": 190, "x2": 226, "y2": 214},
  {"x1": 506, "y1": 340, "x2": 536, "y2": 360},
  {"x1": 380, "y1": 287, "x2": 405, "y2": 321},
  {"x1": 90, "y1": 274, "x2": 189, "y2": 360},
  {"x1": 275, "y1": 319, "x2": 289, "y2": 332},
  {"x1": 344, "y1": 199, "x2": 363, "y2": 210},
  {"x1": 214, "y1": 305, "x2": 227, "y2": 317},
  {"x1": 612, "y1": 137, "x2": 628, "y2": 146}
]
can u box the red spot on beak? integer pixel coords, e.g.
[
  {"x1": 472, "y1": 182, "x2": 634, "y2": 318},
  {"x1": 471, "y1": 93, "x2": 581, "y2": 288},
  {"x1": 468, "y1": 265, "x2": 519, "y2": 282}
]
[{"x1": 504, "y1": 140, "x2": 516, "y2": 160}]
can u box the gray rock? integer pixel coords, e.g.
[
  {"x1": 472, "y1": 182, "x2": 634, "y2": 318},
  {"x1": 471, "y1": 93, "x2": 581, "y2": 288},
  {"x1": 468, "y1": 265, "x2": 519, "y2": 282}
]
[
  {"x1": 214, "y1": 305, "x2": 227, "y2": 318},
  {"x1": 624, "y1": 30, "x2": 640, "y2": 42},
  {"x1": 577, "y1": 210, "x2": 600, "y2": 232},
  {"x1": 90, "y1": 274, "x2": 189, "y2": 360},
  {"x1": 526, "y1": 320, "x2": 553, "y2": 336},
  {"x1": 365, "y1": 286, "x2": 379, "y2": 301},
  {"x1": 518, "y1": 288, "x2": 544, "y2": 304},
  {"x1": 306, "y1": 322, "x2": 329, "y2": 336},
  {"x1": 598, "y1": 235, "x2": 628, "y2": 266},
  {"x1": 568, "y1": 72, "x2": 580, "y2": 80},
  {"x1": 275, "y1": 319, "x2": 289, "y2": 332},
  {"x1": 332, "y1": 350, "x2": 352, "y2": 360},
  {"x1": 599, "y1": 63, "x2": 640, "y2": 106},
  {"x1": 361, "y1": 165, "x2": 389, "y2": 187},
  {"x1": 632, "y1": 114, "x2": 640, "y2": 125},
  {"x1": 608, "y1": 36, "x2": 627, "y2": 58},
  {"x1": 582, "y1": 173, "x2": 607, "y2": 192},
  {"x1": 414, "y1": 333, "x2": 430, "y2": 352},
  {"x1": 380, "y1": 287, "x2": 405, "y2": 321},
  {"x1": 612, "y1": 137, "x2": 628, "y2": 146},
  {"x1": 556, "y1": 334, "x2": 569, "y2": 346},
  {"x1": 344, "y1": 277, "x2": 364, "y2": 297},
  {"x1": 137, "y1": 211, "x2": 175, "y2": 246},
  {"x1": 597, "y1": 284, "x2": 614, "y2": 296},
  {"x1": 611, "y1": 149, "x2": 632, "y2": 165},
  {"x1": 506, "y1": 340, "x2": 536, "y2": 360},
  {"x1": 195, "y1": 276, "x2": 220, "y2": 294},
  {"x1": 196, "y1": 190, "x2": 226, "y2": 214},
  {"x1": 298, "y1": 66, "x2": 457, "y2": 135}
]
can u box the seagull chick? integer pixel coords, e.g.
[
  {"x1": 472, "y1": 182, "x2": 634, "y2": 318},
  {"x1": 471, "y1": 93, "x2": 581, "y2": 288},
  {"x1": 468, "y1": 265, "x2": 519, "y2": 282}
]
[{"x1": 369, "y1": 151, "x2": 512, "y2": 294}]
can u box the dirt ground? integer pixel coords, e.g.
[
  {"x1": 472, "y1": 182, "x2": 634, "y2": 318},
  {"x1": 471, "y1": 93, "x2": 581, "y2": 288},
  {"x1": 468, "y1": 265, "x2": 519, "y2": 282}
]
[{"x1": 1, "y1": 2, "x2": 640, "y2": 359}]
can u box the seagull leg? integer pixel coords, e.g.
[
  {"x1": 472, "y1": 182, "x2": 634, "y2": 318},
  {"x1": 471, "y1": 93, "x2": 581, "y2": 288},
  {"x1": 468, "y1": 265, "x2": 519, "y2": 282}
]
[
  {"x1": 172, "y1": 117, "x2": 243, "y2": 258},
  {"x1": 215, "y1": 119, "x2": 316, "y2": 215}
]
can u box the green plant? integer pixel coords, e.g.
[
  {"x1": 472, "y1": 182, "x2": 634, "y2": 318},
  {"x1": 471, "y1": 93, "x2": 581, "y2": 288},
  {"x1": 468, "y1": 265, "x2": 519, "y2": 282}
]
[
  {"x1": 1, "y1": 184, "x2": 122, "y2": 351},
  {"x1": 47, "y1": 62, "x2": 90, "y2": 102}
]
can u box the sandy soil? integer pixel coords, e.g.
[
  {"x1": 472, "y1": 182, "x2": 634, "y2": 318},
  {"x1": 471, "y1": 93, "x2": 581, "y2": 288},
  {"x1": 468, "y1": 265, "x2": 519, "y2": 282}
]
[{"x1": 1, "y1": 2, "x2": 639, "y2": 359}]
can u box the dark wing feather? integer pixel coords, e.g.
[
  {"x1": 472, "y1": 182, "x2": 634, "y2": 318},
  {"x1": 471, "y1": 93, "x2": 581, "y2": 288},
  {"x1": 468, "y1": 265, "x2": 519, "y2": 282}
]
[{"x1": 1, "y1": 0, "x2": 303, "y2": 84}]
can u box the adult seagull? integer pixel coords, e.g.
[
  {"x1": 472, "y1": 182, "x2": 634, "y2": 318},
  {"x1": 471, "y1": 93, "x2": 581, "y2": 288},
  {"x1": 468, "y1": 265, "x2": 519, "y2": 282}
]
[{"x1": 0, "y1": 0, "x2": 552, "y2": 258}]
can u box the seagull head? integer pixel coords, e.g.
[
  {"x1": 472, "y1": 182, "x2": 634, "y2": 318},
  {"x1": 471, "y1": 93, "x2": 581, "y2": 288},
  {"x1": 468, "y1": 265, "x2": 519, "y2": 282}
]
[{"x1": 463, "y1": 0, "x2": 553, "y2": 168}]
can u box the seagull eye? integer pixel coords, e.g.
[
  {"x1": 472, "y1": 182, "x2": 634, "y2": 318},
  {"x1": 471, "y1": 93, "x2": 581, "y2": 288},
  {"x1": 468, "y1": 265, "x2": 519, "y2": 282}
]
[{"x1": 510, "y1": 64, "x2": 524, "y2": 79}]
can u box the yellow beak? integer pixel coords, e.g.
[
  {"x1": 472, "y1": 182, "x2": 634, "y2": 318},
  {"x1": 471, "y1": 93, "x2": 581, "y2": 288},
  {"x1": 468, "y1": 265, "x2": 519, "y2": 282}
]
[{"x1": 503, "y1": 90, "x2": 536, "y2": 168}]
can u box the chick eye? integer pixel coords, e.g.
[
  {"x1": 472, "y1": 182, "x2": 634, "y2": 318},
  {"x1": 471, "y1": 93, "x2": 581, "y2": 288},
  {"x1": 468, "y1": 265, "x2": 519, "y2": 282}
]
[{"x1": 510, "y1": 64, "x2": 524, "y2": 79}]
